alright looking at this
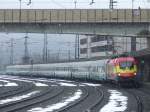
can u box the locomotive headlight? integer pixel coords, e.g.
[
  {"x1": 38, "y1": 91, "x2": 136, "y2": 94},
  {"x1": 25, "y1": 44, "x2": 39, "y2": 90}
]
[
  {"x1": 134, "y1": 72, "x2": 136, "y2": 75},
  {"x1": 118, "y1": 73, "x2": 121, "y2": 76}
]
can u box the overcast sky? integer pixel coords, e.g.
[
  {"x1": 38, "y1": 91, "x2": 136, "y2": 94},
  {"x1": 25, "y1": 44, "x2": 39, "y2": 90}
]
[{"x1": 0, "y1": 0, "x2": 149, "y2": 9}]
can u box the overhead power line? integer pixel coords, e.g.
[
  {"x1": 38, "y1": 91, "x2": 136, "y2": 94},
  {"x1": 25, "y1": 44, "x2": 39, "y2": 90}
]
[
  {"x1": 27, "y1": 0, "x2": 31, "y2": 5},
  {"x1": 89, "y1": 0, "x2": 95, "y2": 5},
  {"x1": 43, "y1": 33, "x2": 48, "y2": 63},
  {"x1": 109, "y1": 0, "x2": 117, "y2": 9}
]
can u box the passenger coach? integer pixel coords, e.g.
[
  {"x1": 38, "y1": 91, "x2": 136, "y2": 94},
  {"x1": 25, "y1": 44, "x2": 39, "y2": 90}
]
[{"x1": 6, "y1": 56, "x2": 138, "y2": 86}]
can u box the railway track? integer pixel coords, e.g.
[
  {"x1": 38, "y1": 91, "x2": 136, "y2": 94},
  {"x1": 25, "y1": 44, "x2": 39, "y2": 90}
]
[
  {"x1": 0, "y1": 77, "x2": 125, "y2": 112},
  {"x1": 56, "y1": 87, "x2": 89, "y2": 112},
  {"x1": 126, "y1": 89, "x2": 143, "y2": 112},
  {"x1": 0, "y1": 86, "x2": 64, "y2": 112},
  {"x1": 103, "y1": 84, "x2": 142, "y2": 112},
  {"x1": 88, "y1": 87, "x2": 104, "y2": 112},
  {"x1": 0, "y1": 81, "x2": 34, "y2": 99},
  {"x1": 139, "y1": 84, "x2": 150, "y2": 95},
  {"x1": 0, "y1": 80, "x2": 21, "y2": 94},
  {"x1": 132, "y1": 88, "x2": 150, "y2": 112},
  {"x1": 1, "y1": 76, "x2": 150, "y2": 112},
  {"x1": 56, "y1": 85, "x2": 104, "y2": 112}
]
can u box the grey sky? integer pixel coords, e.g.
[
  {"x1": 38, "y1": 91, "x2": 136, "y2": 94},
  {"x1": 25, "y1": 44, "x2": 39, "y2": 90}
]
[{"x1": 0, "y1": 0, "x2": 149, "y2": 9}]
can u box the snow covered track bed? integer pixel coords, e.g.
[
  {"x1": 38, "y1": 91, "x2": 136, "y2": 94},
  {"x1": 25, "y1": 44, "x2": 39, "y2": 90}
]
[{"x1": 0, "y1": 75, "x2": 150, "y2": 112}]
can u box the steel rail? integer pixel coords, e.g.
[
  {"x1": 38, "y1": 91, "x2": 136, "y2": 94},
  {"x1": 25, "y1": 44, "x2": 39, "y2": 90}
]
[
  {"x1": 56, "y1": 87, "x2": 89, "y2": 112},
  {"x1": 127, "y1": 90, "x2": 143, "y2": 112},
  {"x1": 0, "y1": 86, "x2": 64, "y2": 112}
]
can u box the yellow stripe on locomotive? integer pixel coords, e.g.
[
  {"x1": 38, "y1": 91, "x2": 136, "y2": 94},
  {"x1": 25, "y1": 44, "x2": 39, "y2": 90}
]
[{"x1": 116, "y1": 64, "x2": 137, "y2": 77}]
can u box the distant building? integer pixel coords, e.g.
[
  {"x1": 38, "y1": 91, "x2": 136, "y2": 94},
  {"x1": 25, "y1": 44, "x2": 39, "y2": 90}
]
[
  {"x1": 79, "y1": 35, "x2": 114, "y2": 59},
  {"x1": 79, "y1": 35, "x2": 147, "y2": 59}
]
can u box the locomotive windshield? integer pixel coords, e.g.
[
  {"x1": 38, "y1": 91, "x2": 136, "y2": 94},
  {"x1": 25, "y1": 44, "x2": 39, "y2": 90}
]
[{"x1": 119, "y1": 61, "x2": 134, "y2": 69}]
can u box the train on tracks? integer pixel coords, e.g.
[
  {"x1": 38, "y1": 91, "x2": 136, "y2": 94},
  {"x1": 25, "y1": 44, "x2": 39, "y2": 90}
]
[{"x1": 6, "y1": 56, "x2": 139, "y2": 86}]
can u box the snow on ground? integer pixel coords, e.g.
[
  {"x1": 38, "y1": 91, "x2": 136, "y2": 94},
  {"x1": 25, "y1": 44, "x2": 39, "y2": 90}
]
[
  {"x1": 0, "y1": 75, "x2": 101, "y2": 87},
  {"x1": 4, "y1": 82, "x2": 18, "y2": 86},
  {"x1": 1, "y1": 77, "x2": 49, "y2": 87},
  {"x1": 100, "y1": 90, "x2": 128, "y2": 112},
  {"x1": 33, "y1": 82, "x2": 49, "y2": 87},
  {"x1": 82, "y1": 83, "x2": 101, "y2": 87},
  {"x1": 58, "y1": 82, "x2": 77, "y2": 87},
  {"x1": 0, "y1": 79, "x2": 18, "y2": 87},
  {"x1": 0, "y1": 91, "x2": 40, "y2": 104},
  {"x1": 0, "y1": 79, "x2": 9, "y2": 83},
  {"x1": 28, "y1": 89, "x2": 82, "y2": 112}
]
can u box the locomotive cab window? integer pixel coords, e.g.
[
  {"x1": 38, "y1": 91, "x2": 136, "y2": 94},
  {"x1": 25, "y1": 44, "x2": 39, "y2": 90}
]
[{"x1": 119, "y1": 61, "x2": 134, "y2": 69}]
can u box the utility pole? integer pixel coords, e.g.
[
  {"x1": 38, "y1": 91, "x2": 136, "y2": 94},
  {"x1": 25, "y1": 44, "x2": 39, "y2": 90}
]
[
  {"x1": 57, "y1": 49, "x2": 61, "y2": 62},
  {"x1": 19, "y1": 0, "x2": 22, "y2": 22},
  {"x1": 23, "y1": 36, "x2": 30, "y2": 64},
  {"x1": 65, "y1": 42, "x2": 71, "y2": 61},
  {"x1": 68, "y1": 50, "x2": 71, "y2": 61},
  {"x1": 109, "y1": 0, "x2": 117, "y2": 10},
  {"x1": 0, "y1": 42, "x2": 4, "y2": 66},
  {"x1": 77, "y1": 34, "x2": 80, "y2": 59},
  {"x1": 43, "y1": 33, "x2": 48, "y2": 63},
  {"x1": 132, "y1": 0, "x2": 134, "y2": 9},
  {"x1": 74, "y1": 0, "x2": 77, "y2": 9},
  {"x1": 74, "y1": 34, "x2": 80, "y2": 59},
  {"x1": 47, "y1": 50, "x2": 49, "y2": 63},
  {"x1": 75, "y1": 34, "x2": 77, "y2": 59},
  {"x1": 10, "y1": 38, "x2": 14, "y2": 65}
]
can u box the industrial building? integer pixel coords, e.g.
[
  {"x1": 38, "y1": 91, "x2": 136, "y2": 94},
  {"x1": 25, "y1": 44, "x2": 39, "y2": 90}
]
[{"x1": 79, "y1": 35, "x2": 147, "y2": 59}]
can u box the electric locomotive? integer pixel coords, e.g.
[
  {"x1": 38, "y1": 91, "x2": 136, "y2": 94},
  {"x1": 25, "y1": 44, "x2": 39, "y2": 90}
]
[{"x1": 106, "y1": 56, "x2": 138, "y2": 84}]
